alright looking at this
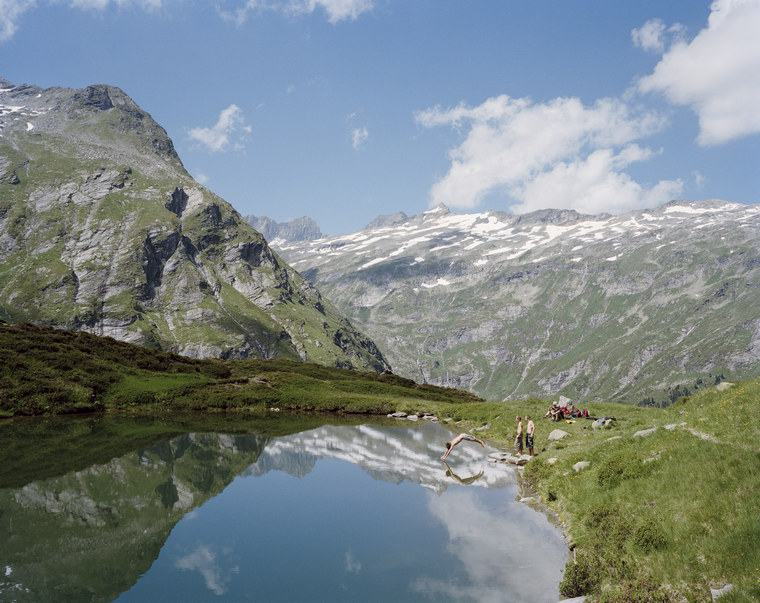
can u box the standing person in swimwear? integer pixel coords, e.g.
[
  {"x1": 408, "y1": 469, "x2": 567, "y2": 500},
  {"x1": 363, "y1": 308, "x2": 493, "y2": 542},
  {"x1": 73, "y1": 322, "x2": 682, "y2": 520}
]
[
  {"x1": 440, "y1": 433, "x2": 486, "y2": 461},
  {"x1": 514, "y1": 416, "x2": 524, "y2": 455},
  {"x1": 526, "y1": 415, "x2": 535, "y2": 456}
]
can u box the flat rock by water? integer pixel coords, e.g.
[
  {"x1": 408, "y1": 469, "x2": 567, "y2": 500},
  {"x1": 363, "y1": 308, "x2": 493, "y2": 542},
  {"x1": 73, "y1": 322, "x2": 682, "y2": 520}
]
[{"x1": 488, "y1": 452, "x2": 532, "y2": 466}]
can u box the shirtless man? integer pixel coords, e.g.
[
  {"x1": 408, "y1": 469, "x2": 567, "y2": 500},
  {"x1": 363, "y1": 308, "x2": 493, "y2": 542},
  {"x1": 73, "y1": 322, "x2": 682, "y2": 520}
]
[
  {"x1": 526, "y1": 415, "x2": 535, "y2": 456},
  {"x1": 514, "y1": 416, "x2": 524, "y2": 455},
  {"x1": 440, "y1": 433, "x2": 486, "y2": 461}
]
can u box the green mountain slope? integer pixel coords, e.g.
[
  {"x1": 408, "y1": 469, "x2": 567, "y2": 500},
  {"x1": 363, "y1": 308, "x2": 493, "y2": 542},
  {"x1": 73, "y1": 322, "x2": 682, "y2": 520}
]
[
  {"x1": 0, "y1": 322, "x2": 478, "y2": 417},
  {"x1": 276, "y1": 203, "x2": 760, "y2": 403},
  {"x1": 0, "y1": 78, "x2": 387, "y2": 371}
]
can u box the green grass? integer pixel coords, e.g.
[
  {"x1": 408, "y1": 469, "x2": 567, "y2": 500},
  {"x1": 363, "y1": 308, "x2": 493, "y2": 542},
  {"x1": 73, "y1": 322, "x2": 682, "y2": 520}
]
[
  {"x1": 1, "y1": 320, "x2": 758, "y2": 601},
  {"x1": 0, "y1": 321, "x2": 478, "y2": 417}
]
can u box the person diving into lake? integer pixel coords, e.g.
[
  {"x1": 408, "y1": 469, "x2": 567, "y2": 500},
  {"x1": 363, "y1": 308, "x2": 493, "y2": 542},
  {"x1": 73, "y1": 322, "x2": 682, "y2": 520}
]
[{"x1": 440, "y1": 433, "x2": 486, "y2": 461}]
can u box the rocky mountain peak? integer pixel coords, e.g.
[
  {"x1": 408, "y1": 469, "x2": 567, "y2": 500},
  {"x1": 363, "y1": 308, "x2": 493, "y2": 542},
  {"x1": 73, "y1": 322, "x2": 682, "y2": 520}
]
[
  {"x1": 0, "y1": 76, "x2": 388, "y2": 373},
  {"x1": 0, "y1": 77, "x2": 184, "y2": 173},
  {"x1": 513, "y1": 208, "x2": 590, "y2": 225},
  {"x1": 424, "y1": 203, "x2": 450, "y2": 217},
  {"x1": 246, "y1": 215, "x2": 323, "y2": 242},
  {"x1": 365, "y1": 211, "x2": 410, "y2": 230}
]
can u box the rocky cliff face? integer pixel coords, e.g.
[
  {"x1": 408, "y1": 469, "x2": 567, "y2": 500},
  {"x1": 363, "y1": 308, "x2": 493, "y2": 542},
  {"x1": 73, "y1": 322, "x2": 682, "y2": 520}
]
[
  {"x1": 245, "y1": 215, "x2": 323, "y2": 242},
  {"x1": 275, "y1": 201, "x2": 760, "y2": 403},
  {"x1": 0, "y1": 78, "x2": 387, "y2": 371}
]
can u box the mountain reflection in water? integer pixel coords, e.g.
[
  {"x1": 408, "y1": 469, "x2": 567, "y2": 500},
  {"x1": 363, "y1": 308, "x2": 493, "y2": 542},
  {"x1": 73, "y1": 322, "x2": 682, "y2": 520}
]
[{"x1": 0, "y1": 417, "x2": 566, "y2": 602}]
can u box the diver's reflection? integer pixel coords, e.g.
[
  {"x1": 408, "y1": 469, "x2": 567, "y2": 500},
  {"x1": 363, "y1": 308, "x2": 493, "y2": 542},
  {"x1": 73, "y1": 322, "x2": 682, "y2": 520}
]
[{"x1": 442, "y1": 461, "x2": 485, "y2": 485}]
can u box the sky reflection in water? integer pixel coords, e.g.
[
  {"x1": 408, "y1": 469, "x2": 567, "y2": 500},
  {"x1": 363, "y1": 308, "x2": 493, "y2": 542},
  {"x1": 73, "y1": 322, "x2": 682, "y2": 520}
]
[{"x1": 117, "y1": 422, "x2": 566, "y2": 603}]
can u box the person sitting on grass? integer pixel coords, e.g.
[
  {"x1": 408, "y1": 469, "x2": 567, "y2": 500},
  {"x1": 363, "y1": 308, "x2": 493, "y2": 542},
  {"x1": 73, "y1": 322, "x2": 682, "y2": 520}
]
[{"x1": 440, "y1": 433, "x2": 486, "y2": 461}]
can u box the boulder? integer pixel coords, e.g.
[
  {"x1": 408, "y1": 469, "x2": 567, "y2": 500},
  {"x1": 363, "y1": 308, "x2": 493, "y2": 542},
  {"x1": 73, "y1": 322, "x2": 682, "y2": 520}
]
[
  {"x1": 473, "y1": 422, "x2": 491, "y2": 432},
  {"x1": 406, "y1": 414, "x2": 419, "y2": 421},
  {"x1": 546, "y1": 457, "x2": 558, "y2": 465},
  {"x1": 387, "y1": 411, "x2": 407, "y2": 418},
  {"x1": 592, "y1": 417, "x2": 615, "y2": 429},
  {"x1": 548, "y1": 429, "x2": 570, "y2": 441},
  {"x1": 711, "y1": 584, "x2": 733, "y2": 601},
  {"x1": 664, "y1": 422, "x2": 686, "y2": 431},
  {"x1": 715, "y1": 382, "x2": 734, "y2": 392},
  {"x1": 633, "y1": 427, "x2": 657, "y2": 438},
  {"x1": 573, "y1": 461, "x2": 590, "y2": 472}
]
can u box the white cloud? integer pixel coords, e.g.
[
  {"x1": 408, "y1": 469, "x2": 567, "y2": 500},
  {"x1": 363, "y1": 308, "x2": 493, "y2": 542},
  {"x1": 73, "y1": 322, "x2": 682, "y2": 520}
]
[
  {"x1": 693, "y1": 170, "x2": 706, "y2": 188},
  {"x1": 344, "y1": 550, "x2": 362, "y2": 574},
  {"x1": 194, "y1": 172, "x2": 210, "y2": 185},
  {"x1": 631, "y1": 18, "x2": 685, "y2": 53},
  {"x1": 518, "y1": 146, "x2": 683, "y2": 215},
  {"x1": 189, "y1": 104, "x2": 250, "y2": 153},
  {"x1": 175, "y1": 546, "x2": 230, "y2": 596},
  {"x1": 638, "y1": 0, "x2": 760, "y2": 145},
  {"x1": 0, "y1": 0, "x2": 36, "y2": 42},
  {"x1": 632, "y1": 18, "x2": 667, "y2": 52},
  {"x1": 416, "y1": 94, "x2": 680, "y2": 214},
  {"x1": 351, "y1": 126, "x2": 368, "y2": 149},
  {"x1": 412, "y1": 490, "x2": 568, "y2": 603},
  {"x1": 293, "y1": 0, "x2": 373, "y2": 23},
  {"x1": 219, "y1": 0, "x2": 373, "y2": 25},
  {"x1": 0, "y1": 0, "x2": 161, "y2": 42}
]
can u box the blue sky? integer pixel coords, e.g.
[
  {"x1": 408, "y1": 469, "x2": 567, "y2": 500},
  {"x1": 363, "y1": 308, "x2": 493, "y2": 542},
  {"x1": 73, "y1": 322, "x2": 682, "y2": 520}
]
[{"x1": 1, "y1": 0, "x2": 759, "y2": 233}]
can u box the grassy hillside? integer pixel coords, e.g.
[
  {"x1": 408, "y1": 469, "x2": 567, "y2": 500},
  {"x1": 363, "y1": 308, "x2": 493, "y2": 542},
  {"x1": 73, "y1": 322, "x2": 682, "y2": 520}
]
[
  {"x1": 395, "y1": 392, "x2": 758, "y2": 602},
  {"x1": 0, "y1": 321, "x2": 479, "y2": 417}
]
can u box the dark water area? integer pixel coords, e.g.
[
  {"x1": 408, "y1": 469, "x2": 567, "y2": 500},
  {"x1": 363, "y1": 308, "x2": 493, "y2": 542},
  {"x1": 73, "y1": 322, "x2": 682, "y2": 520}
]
[{"x1": 0, "y1": 415, "x2": 567, "y2": 602}]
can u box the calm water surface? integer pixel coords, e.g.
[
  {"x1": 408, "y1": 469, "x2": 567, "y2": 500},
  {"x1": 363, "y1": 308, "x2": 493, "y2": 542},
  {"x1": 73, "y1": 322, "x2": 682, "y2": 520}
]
[{"x1": 0, "y1": 415, "x2": 566, "y2": 602}]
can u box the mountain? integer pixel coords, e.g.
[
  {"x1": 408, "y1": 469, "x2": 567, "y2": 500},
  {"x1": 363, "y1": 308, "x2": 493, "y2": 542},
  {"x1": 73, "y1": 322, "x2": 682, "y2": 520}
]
[
  {"x1": 274, "y1": 200, "x2": 760, "y2": 403},
  {"x1": 245, "y1": 215, "x2": 322, "y2": 242},
  {"x1": 0, "y1": 78, "x2": 387, "y2": 371}
]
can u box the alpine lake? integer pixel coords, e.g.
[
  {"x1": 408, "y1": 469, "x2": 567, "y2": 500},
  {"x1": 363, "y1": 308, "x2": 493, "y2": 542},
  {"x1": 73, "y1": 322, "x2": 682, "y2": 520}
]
[{"x1": 0, "y1": 414, "x2": 567, "y2": 602}]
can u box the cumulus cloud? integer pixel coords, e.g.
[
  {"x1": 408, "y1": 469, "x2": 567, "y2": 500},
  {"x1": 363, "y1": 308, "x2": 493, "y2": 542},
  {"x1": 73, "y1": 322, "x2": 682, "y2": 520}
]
[
  {"x1": 0, "y1": 0, "x2": 161, "y2": 42},
  {"x1": 71, "y1": 0, "x2": 163, "y2": 9},
  {"x1": 351, "y1": 126, "x2": 368, "y2": 149},
  {"x1": 175, "y1": 546, "x2": 230, "y2": 596},
  {"x1": 219, "y1": 0, "x2": 373, "y2": 25},
  {"x1": 638, "y1": 0, "x2": 760, "y2": 145},
  {"x1": 189, "y1": 104, "x2": 251, "y2": 153},
  {"x1": 631, "y1": 18, "x2": 685, "y2": 52},
  {"x1": 416, "y1": 95, "x2": 681, "y2": 214},
  {"x1": 0, "y1": 0, "x2": 36, "y2": 42},
  {"x1": 294, "y1": 0, "x2": 373, "y2": 23}
]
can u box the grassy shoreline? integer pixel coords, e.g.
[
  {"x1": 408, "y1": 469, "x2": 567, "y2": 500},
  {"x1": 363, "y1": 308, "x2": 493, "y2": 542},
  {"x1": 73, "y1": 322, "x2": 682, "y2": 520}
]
[{"x1": 2, "y1": 322, "x2": 758, "y2": 601}]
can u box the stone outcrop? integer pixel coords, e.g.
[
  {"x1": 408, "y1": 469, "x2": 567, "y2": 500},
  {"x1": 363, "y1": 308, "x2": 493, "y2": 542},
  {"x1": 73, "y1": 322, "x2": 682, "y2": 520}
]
[{"x1": 0, "y1": 78, "x2": 389, "y2": 371}]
